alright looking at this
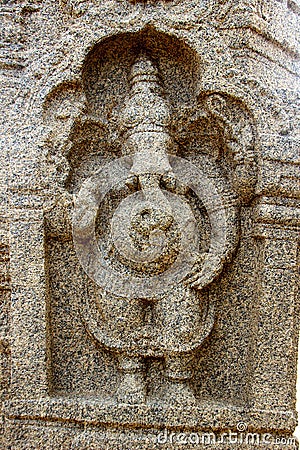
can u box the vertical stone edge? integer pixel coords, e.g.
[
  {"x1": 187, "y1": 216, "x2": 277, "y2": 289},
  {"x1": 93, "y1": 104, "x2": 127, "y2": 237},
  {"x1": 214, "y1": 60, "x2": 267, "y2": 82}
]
[{"x1": 251, "y1": 198, "x2": 300, "y2": 421}]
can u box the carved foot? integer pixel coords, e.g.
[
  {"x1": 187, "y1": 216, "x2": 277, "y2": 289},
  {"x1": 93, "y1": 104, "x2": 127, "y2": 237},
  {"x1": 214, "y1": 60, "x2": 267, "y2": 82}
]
[
  {"x1": 114, "y1": 355, "x2": 147, "y2": 405},
  {"x1": 160, "y1": 380, "x2": 197, "y2": 407},
  {"x1": 151, "y1": 354, "x2": 197, "y2": 407}
]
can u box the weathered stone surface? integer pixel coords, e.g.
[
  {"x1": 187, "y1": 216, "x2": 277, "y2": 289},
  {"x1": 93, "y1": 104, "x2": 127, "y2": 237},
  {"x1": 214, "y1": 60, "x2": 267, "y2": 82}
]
[{"x1": 0, "y1": 1, "x2": 299, "y2": 449}]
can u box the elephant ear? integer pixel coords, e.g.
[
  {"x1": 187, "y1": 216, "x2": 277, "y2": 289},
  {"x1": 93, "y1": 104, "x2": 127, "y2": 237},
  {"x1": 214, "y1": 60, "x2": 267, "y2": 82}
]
[
  {"x1": 42, "y1": 82, "x2": 115, "y2": 241},
  {"x1": 202, "y1": 93, "x2": 256, "y2": 164},
  {"x1": 171, "y1": 93, "x2": 257, "y2": 204},
  {"x1": 170, "y1": 103, "x2": 224, "y2": 161},
  {"x1": 42, "y1": 82, "x2": 88, "y2": 191},
  {"x1": 171, "y1": 92, "x2": 258, "y2": 290},
  {"x1": 201, "y1": 92, "x2": 257, "y2": 204}
]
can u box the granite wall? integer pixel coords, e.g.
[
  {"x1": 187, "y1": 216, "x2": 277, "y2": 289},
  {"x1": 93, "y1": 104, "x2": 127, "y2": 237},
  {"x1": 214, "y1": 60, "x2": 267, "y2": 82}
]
[{"x1": 0, "y1": 1, "x2": 299, "y2": 449}]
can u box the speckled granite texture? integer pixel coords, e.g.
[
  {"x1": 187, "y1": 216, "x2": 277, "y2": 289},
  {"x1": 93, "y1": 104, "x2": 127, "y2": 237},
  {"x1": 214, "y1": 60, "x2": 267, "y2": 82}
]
[{"x1": 0, "y1": 1, "x2": 299, "y2": 449}]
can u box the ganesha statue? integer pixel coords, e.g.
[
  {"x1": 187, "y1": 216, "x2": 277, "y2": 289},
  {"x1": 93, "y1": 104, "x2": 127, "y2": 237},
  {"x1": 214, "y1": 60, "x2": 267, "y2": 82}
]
[{"x1": 72, "y1": 53, "x2": 240, "y2": 405}]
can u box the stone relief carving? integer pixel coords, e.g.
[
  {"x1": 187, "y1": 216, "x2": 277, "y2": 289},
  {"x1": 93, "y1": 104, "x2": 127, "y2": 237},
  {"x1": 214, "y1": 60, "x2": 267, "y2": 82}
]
[
  {"x1": 72, "y1": 54, "x2": 241, "y2": 405},
  {"x1": 43, "y1": 32, "x2": 257, "y2": 406},
  {"x1": 172, "y1": 93, "x2": 257, "y2": 204},
  {"x1": 201, "y1": 93, "x2": 257, "y2": 203},
  {"x1": 42, "y1": 83, "x2": 86, "y2": 240},
  {"x1": 1, "y1": 0, "x2": 299, "y2": 444}
]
